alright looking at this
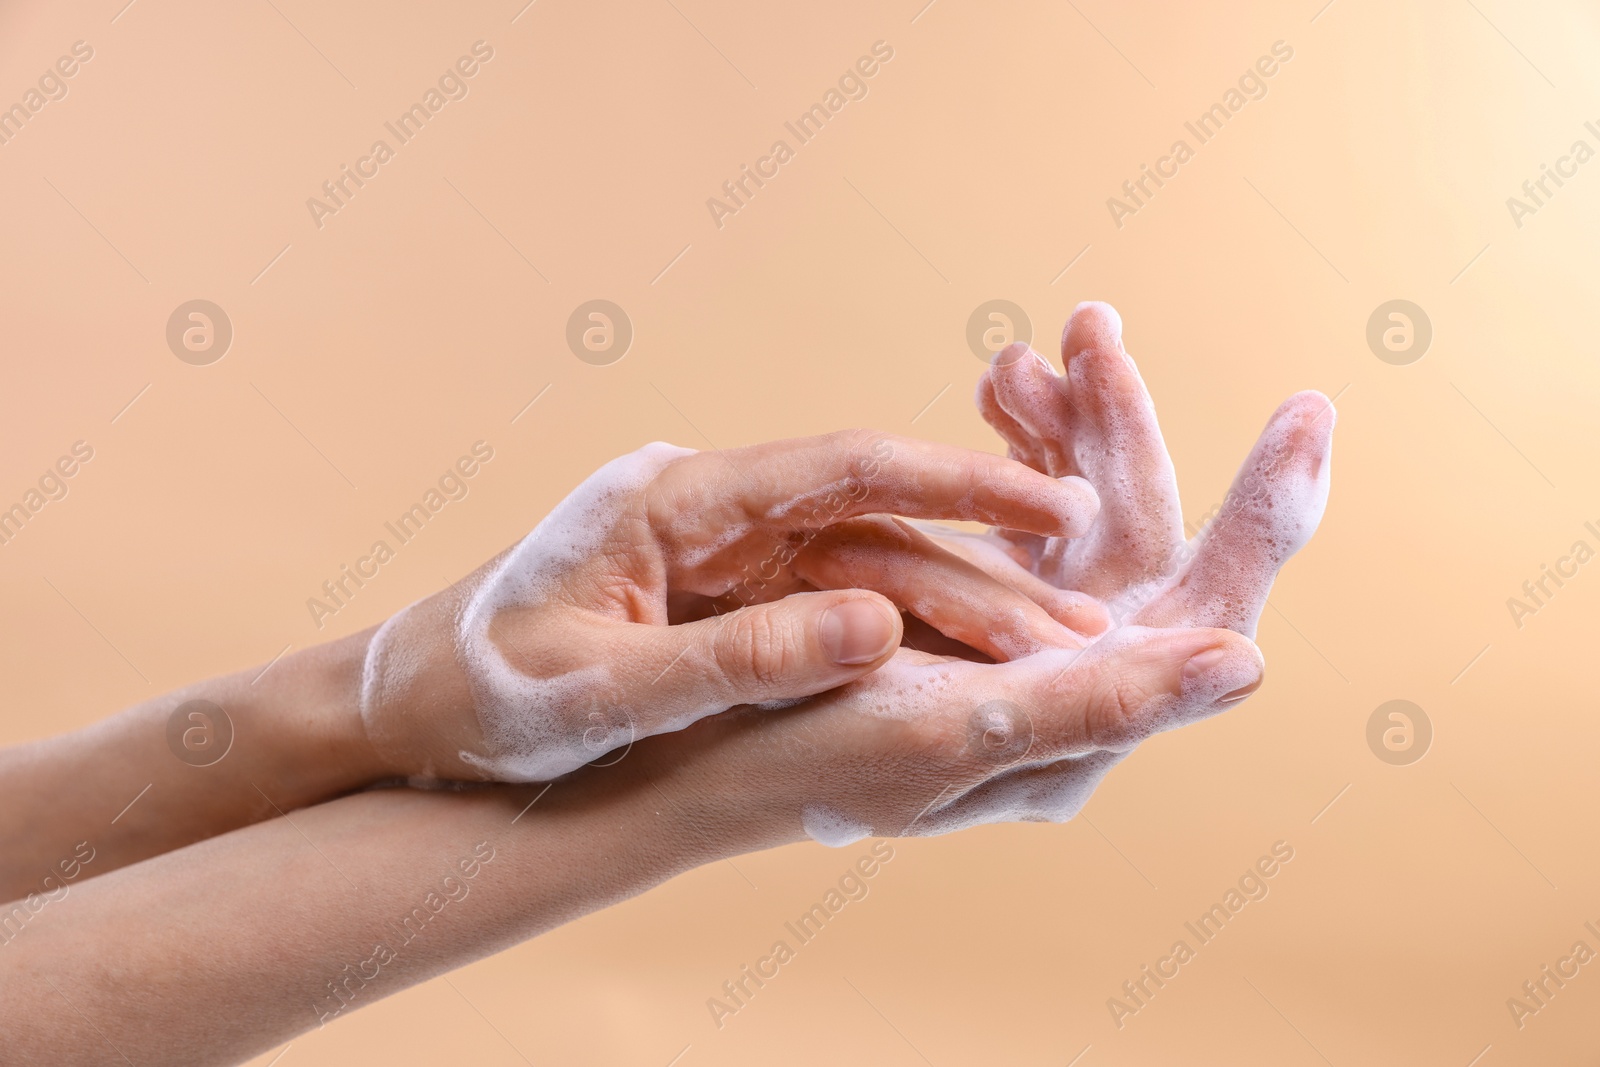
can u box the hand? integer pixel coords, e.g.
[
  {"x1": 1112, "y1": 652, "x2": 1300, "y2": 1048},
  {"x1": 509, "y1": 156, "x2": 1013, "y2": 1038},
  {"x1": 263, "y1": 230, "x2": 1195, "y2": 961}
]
[
  {"x1": 971, "y1": 301, "x2": 1335, "y2": 637},
  {"x1": 894, "y1": 301, "x2": 1335, "y2": 821},
  {"x1": 634, "y1": 619, "x2": 1266, "y2": 843},
  {"x1": 0, "y1": 316, "x2": 1327, "y2": 1066},
  {"x1": 0, "y1": 617, "x2": 1263, "y2": 1066},
  {"x1": 0, "y1": 429, "x2": 1107, "y2": 896},
  {"x1": 357, "y1": 431, "x2": 1104, "y2": 783}
]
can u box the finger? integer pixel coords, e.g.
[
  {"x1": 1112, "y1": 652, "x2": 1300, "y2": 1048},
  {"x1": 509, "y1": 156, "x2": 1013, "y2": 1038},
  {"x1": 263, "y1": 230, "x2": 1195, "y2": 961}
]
[
  {"x1": 1056, "y1": 302, "x2": 1185, "y2": 592},
  {"x1": 451, "y1": 592, "x2": 900, "y2": 782},
  {"x1": 915, "y1": 525, "x2": 1110, "y2": 637},
  {"x1": 988, "y1": 343, "x2": 1078, "y2": 476},
  {"x1": 992, "y1": 624, "x2": 1264, "y2": 758},
  {"x1": 978, "y1": 356, "x2": 1068, "y2": 559},
  {"x1": 859, "y1": 625, "x2": 1260, "y2": 831},
  {"x1": 975, "y1": 365, "x2": 1049, "y2": 472},
  {"x1": 1133, "y1": 391, "x2": 1335, "y2": 638},
  {"x1": 652, "y1": 431, "x2": 1101, "y2": 546},
  {"x1": 793, "y1": 517, "x2": 1093, "y2": 660},
  {"x1": 899, "y1": 614, "x2": 993, "y2": 661},
  {"x1": 637, "y1": 589, "x2": 903, "y2": 721},
  {"x1": 984, "y1": 305, "x2": 1185, "y2": 596}
]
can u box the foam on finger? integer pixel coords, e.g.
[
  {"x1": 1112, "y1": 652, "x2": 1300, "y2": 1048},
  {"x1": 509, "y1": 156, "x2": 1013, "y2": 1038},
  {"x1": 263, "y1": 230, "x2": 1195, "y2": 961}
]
[
  {"x1": 988, "y1": 345, "x2": 1077, "y2": 476},
  {"x1": 984, "y1": 626, "x2": 1264, "y2": 755},
  {"x1": 676, "y1": 431, "x2": 1100, "y2": 544},
  {"x1": 1053, "y1": 303, "x2": 1185, "y2": 596},
  {"x1": 1134, "y1": 390, "x2": 1335, "y2": 637},
  {"x1": 1061, "y1": 299, "x2": 1124, "y2": 358},
  {"x1": 976, "y1": 371, "x2": 1049, "y2": 472},
  {"x1": 826, "y1": 626, "x2": 1257, "y2": 834}
]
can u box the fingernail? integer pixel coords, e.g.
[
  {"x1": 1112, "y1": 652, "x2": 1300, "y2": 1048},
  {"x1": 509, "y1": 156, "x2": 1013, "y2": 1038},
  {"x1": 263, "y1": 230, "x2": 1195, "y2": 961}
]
[
  {"x1": 1064, "y1": 301, "x2": 1123, "y2": 356},
  {"x1": 821, "y1": 599, "x2": 898, "y2": 665},
  {"x1": 992, "y1": 342, "x2": 1030, "y2": 368},
  {"x1": 1182, "y1": 644, "x2": 1264, "y2": 705},
  {"x1": 1053, "y1": 591, "x2": 1109, "y2": 636},
  {"x1": 1217, "y1": 682, "x2": 1261, "y2": 705}
]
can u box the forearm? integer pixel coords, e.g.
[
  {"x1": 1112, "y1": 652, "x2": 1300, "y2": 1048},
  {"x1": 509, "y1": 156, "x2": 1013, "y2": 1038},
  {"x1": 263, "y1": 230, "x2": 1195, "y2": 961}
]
[
  {"x1": 0, "y1": 744, "x2": 774, "y2": 1066},
  {"x1": 0, "y1": 629, "x2": 386, "y2": 901}
]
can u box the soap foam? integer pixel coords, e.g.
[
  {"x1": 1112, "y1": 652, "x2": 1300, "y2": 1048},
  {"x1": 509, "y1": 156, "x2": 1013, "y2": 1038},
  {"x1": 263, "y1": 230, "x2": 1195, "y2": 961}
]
[
  {"x1": 1051, "y1": 318, "x2": 1186, "y2": 597},
  {"x1": 986, "y1": 306, "x2": 1186, "y2": 600},
  {"x1": 802, "y1": 804, "x2": 873, "y2": 847},
  {"x1": 455, "y1": 443, "x2": 692, "y2": 781},
  {"x1": 875, "y1": 624, "x2": 1258, "y2": 831},
  {"x1": 1129, "y1": 391, "x2": 1334, "y2": 637},
  {"x1": 346, "y1": 442, "x2": 691, "y2": 783},
  {"x1": 913, "y1": 750, "x2": 1124, "y2": 834}
]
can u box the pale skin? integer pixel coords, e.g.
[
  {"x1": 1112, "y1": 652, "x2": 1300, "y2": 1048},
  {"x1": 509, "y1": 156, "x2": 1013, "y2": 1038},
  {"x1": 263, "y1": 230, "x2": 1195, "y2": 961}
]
[
  {"x1": 0, "y1": 303, "x2": 1335, "y2": 1064},
  {"x1": 0, "y1": 431, "x2": 1103, "y2": 893},
  {"x1": 912, "y1": 300, "x2": 1337, "y2": 821}
]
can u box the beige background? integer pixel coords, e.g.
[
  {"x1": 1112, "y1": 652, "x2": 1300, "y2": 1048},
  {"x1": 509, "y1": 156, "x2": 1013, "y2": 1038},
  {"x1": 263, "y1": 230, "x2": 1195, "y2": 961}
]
[{"x1": 3, "y1": 0, "x2": 1599, "y2": 1063}]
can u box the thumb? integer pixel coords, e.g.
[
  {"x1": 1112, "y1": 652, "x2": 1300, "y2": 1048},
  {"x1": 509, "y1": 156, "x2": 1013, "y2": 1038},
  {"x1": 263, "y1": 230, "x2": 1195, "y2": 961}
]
[
  {"x1": 645, "y1": 590, "x2": 903, "y2": 716},
  {"x1": 1017, "y1": 625, "x2": 1264, "y2": 755}
]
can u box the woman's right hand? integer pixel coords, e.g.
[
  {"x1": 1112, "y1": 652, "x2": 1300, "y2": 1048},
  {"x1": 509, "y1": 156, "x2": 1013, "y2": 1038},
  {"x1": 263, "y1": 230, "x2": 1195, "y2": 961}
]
[{"x1": 356, "y1": 431, "x2": 1105, "y2": 784}]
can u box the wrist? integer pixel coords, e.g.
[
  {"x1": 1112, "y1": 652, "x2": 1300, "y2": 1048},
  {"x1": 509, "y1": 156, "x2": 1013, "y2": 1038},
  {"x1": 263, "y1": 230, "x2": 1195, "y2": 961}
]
[
  {"x1": 249, "y1": 627, "x2": 392, "y2": 797},
  {"x1": 598, "y1": 712, "x2": 806, "y2": 861}
]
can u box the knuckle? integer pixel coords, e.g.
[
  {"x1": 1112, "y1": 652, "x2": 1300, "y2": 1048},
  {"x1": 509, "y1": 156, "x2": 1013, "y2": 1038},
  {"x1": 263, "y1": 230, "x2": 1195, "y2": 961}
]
[
  {"x1": 821, "y1": 427, "x2": 873, "y2": 460},
  {"x1": 715, "y1": 609, "x2": 799, "y2": 691},
  {"x1": 1084, "y1": 669, "x2": 1162, "y2": 749}
]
